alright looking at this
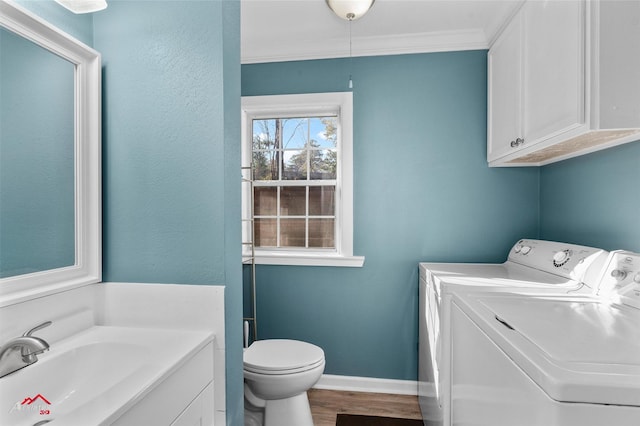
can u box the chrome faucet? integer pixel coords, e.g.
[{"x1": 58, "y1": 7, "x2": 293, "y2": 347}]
[{"x1": 0, "y1": 321, "x2": 51, "y2": 378}]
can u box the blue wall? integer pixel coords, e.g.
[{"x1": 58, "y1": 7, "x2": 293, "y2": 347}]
[
  {"x1": 242, "y1": 52, "x2": 540, "y2": 380},
  {"x1": 540, "y1": 141, "x2": 640, "y2": 252},
  {"x1": 93, "y1": 2, "x2": 243, "y2": 424}
]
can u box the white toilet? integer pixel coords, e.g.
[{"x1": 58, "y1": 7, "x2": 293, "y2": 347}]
[{"x1": 243, "y1": 339, "x2": 325, "y2": 426}]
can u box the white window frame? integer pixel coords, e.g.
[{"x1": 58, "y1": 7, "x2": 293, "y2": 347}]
[{"x1": 241, "y1": 92, "x2": 364, "y2": 267}]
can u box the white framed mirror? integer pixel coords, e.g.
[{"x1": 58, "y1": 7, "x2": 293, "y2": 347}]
[{"x1": 0, "y1": 0, "x2": 101, "y2": 307}]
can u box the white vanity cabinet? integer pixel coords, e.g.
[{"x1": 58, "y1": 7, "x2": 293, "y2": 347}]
[
  {"x1": 488, "y1": 0, "x2": 640, "y2": 167},
  {"x1": 111, "y1": 341, "x2": 214, "y2": 426}
]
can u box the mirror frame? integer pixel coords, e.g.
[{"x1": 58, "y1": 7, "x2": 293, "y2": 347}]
[{"x1": 0, "y1": 0, "x2": 101, "y2": 307}]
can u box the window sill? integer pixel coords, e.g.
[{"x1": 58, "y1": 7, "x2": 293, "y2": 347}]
[{"x1": 252, "y1": 252, "x2": 365, "y2": 267}]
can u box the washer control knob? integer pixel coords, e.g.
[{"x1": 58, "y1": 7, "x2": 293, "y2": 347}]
[
  {"x1": 634, "y1": 273, "x2": 640, "y2": 284},
  {"x1": 611, "y1": 269, "x2": 628, "y2": 281},
  {"x1": 521, "y1": 246, "x2": 532, "y2": 255},
  {"x1": 553, "y1": 251, "x2": 569, "y2": 263},
  {"x1": 514, "y1": 244, "x2": 522, "y2": 253}
]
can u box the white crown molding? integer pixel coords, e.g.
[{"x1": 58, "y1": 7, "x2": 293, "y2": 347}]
[{"x1": 241, "y1": 29, "x2": 489, "y2": 64}]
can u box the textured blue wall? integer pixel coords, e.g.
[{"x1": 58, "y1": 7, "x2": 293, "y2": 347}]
[
  {"x1": 95, "y1": 1, "x2": 228, "y2": 283},
  {"x1": 93, "y1": 2, "x2": 242, "y2": 424},
  {"x1": 242, "y1": 52, "x2": 540, "y2": 380},
  {"x1": 540, "y1": 141, "x2": 640, "y2": 252}
]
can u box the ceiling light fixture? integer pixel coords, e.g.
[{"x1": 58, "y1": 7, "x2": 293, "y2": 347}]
[
  {"x1": 55, "y1": 0, "x2": 107, "y2": 14},
  {"x1": 325, "y1": 0, "x2": 375, "y2": 21},
  {"x1": 326, "y1": 0, "x2": 375, "y2": 90}
]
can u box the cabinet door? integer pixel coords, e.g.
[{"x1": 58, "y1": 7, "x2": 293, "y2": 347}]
[
  {"x1": 523, "y1": 0, "x2": 584, "y2": 144},
  {"x1": 487, "y1": 11, "x2": 524, "y2": 162}
]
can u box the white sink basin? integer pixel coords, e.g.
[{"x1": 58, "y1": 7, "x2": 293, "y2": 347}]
[{"x1": 0, "y1": 326, "x2": 213, "y2": 426}]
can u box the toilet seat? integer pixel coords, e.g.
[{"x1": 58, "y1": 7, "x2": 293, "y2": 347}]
[{"x1": 244, "y1": 339, "x2": 325, "y2": 375}]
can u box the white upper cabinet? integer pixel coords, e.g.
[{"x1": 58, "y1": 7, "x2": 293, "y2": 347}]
[{"x1": 488, "y1": 0, "x2": 640, "y2": 167}]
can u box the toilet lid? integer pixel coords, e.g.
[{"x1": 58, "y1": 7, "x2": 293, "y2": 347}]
[{"x1": 244, "y1": 339, "x2": 325, "y2": 374}]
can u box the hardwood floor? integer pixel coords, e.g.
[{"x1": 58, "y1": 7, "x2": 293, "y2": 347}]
[{"x1": 308, "y1": 389, "x2": 423, "y2": 426}]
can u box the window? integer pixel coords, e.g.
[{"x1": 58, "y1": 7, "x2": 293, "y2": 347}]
[{"x1": 241, "y1": 92, "x2": 363, "y2": 267}]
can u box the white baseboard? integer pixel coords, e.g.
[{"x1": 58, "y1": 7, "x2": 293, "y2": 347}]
[{"x1": 313, "y1": 374, "x2": 418, "y2": 396}]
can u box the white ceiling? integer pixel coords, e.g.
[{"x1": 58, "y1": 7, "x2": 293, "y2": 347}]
[{"x1": 241, "y1": 0, "x2": 524, "y2": 64}]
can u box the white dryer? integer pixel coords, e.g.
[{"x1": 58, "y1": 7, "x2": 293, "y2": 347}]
[
  {"x1": 449, "y1": 250, "x2": 640, "y2": 426},
  {"x1": 418, "y1": 239, "x2": 609, "y2": 426}
]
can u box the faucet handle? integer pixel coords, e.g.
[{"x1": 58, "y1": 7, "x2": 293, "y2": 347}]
[
  {"x1": 21, "y1": 321, "x2": 52, "y2": 363},
  {"x1": 23, "y1": 321, "x2": 52, "y2": 337}
]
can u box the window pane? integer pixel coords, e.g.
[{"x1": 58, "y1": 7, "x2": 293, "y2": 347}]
[
  {"x1": 254, "y1": 187, "x2": 277, "y2": 215},
  {"x1": 255, "y1": 218, "x2": 277, "y2": 247},
  {"x1": 252, "y1": 119, "x2": 277, "y2": 151},
  {"x1": 282, "y1": 118, "x2": 308, "y2": 150},
  {"x1": 309, "y1": 186, "x2": 335, "y2": 216},
  {"x1": 310, "y1": 149, "x2": 336, "y2": 180},
  {"x1": 309, "y1": 219, "x2": 335, "y2": 248},
  {"x1": 280, "y1": 219, "x2": 306, "y2": 247},
  {"x1": 252, "y1": 151, "x2": 279, "y2": 180},
  {"x1": 310, "y1": 117, "x2": 337, "y2": 149},
  {"x1": 283, "y1": 150, "x2": 306, "y2": 180},
  {"x1": 280, "y1": 186, "x2": 306, "y2": 215}
]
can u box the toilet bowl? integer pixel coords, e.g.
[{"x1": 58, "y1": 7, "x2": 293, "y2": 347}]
[{"x1": 243, "y1": 339, "x2": 325, "y2": 426}]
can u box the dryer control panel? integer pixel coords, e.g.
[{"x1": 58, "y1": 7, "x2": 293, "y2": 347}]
[
  {"x1": 597, "y1": 250, "x2": 640, "y2": 310},
  {"x1": 507, "y1": 239, "x2": 608, "y2": 284}
]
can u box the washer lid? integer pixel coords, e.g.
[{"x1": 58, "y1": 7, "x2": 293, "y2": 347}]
[
  {"x1": 462, "y1": 293, "x2": 640, "y2": 406},
  {"x1": 244, "y1": 339, "x2": 325, "y2": 372},
  {"x1": 483, "y1": 297, "x2": 640, "y2": 365}
]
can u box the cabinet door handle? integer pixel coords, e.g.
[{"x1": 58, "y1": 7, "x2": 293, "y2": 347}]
[{"x1": 510, "y1": 138, "x2": 525, "y2": 148}]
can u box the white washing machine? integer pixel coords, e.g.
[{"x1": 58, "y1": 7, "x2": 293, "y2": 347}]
[
  {"x1": 418, "y1": 239, "x2": 609, "y2": 426},
  {"x1": 449, "y1": 250, "x2": 640, "y2": 426}
]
